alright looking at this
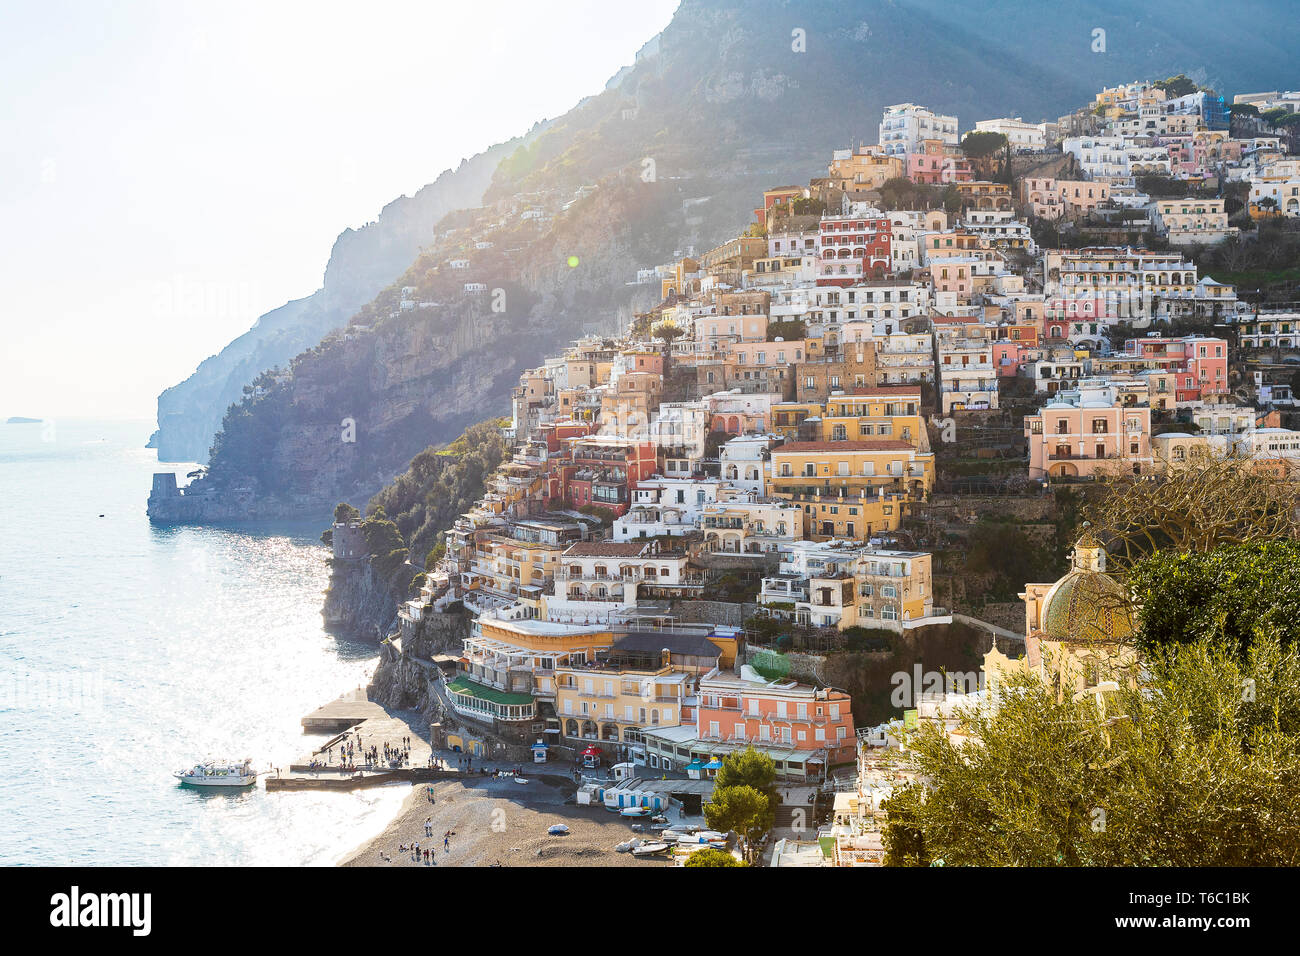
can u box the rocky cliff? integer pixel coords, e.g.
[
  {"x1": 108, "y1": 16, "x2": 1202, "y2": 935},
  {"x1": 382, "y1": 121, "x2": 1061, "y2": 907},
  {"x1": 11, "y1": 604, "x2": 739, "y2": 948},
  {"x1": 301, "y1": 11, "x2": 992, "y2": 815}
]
[
  {"x1": 150, "y1": 136, "x2": 531, "y2": 463},
  {"x1": 321, "y1": 557, "x2": 411, "y2": 642},
  {"x1": 368, "y1": 609, "x2": 471, "y2": 723}
]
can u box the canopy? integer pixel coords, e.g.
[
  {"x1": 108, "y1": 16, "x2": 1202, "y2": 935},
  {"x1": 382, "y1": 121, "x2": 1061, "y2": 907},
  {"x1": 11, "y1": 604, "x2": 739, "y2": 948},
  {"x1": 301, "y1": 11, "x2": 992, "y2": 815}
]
[{"x1": 582, "y1": 746, "x2": 603, "y2": 756}]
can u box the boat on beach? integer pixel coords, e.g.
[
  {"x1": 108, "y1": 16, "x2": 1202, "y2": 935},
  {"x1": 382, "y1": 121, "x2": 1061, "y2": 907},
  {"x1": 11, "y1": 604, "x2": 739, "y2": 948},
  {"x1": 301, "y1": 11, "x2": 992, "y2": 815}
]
[
  {"x1": 174, "y1": 758, "x2": 258, "y2": 788},
  {"x1": 631, "y1": 840, "x2": 671, "y2": 858}
]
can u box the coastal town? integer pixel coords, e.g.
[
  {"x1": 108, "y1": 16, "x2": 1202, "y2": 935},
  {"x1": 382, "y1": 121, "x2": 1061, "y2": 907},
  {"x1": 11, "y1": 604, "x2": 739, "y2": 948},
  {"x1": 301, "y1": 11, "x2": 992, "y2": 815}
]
[{"x1": 310, "y1": 77, "x2": 1300, "y2": 867}]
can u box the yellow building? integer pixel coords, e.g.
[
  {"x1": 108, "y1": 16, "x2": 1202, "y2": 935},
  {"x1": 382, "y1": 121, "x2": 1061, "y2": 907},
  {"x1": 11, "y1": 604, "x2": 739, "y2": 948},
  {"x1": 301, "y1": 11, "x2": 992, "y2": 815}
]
[
  {"x1": 462, "y1": 616, "x2": 615, "y2": 702},
  {"x1": 553, "y1": 631, "x2": 728, "y2": 748},
  {"x1": 770, "y1": 402, "x2": 824, "y2": 440},
  {"x1": 828, "y1": 146, "x2": 905, "y2": 190},
  {"x1": 468, "y1": 534, "x2": 569, "y2": 612},
  {"x1": 767, "y1": 440, "x2": 933, "y2": 539},
  {"x1": 818, "y1": 388, "x2": 931, "y2": 453}
]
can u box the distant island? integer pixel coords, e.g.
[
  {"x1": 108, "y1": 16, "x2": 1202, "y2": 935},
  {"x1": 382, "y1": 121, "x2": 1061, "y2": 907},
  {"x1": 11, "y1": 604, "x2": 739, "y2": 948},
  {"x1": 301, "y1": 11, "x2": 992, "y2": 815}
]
[{"x1": 6, "y1": 417, "x2": 41, "y2": 424}]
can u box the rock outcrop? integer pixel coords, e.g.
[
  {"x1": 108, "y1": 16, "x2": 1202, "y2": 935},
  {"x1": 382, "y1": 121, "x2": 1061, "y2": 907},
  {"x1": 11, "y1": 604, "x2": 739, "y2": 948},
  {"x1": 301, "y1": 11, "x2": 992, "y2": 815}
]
[
  {"x1": 368, "y1": 608, "x2": 471, "y2": 726},
  {"x1": 322, "y1": 557, "x2": 409, "y2": 642}
]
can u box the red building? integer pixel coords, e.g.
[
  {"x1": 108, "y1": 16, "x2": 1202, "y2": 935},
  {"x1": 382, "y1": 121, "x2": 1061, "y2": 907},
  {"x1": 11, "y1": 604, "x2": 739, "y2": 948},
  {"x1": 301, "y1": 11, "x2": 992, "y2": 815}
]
[
  {"x1": 548, "y1": 436, "x2": 658, "y2": 516},
  {"x1": 816, "y1": 214, "x2": 892, "y2": 287},
  {"x1": 538, "y1": 420, "x2": 597, "y2": 454}
]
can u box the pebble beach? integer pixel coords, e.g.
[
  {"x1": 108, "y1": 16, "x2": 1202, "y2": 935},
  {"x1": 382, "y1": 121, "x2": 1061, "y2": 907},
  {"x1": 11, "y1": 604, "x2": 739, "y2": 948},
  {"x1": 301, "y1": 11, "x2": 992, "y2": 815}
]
[{"x1": 339, "y1": 774, "x2": 675, "y2": 867}]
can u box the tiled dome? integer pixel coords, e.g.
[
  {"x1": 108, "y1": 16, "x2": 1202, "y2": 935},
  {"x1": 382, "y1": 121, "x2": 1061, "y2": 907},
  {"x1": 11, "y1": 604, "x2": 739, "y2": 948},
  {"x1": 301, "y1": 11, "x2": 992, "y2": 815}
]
[{"x1": 1040, "y1": 526, "x2": 1134, "y2": 644}]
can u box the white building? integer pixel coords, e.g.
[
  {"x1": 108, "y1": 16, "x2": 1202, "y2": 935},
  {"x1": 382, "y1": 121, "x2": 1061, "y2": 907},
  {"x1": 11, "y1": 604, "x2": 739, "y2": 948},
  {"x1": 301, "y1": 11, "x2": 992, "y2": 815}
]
[
  {"x1": 974, "y1": 117, "x2": 1046, "y2": 152},
  {"x1": 879, "y1": 103, "x2": 958, "y2": 156},
  {"x1": 544, "y1": 541, "x2": 691, "y2": 624},
  {"x1": 612, "y1": 477, "x2": 724, "y2": 541},
  {"x1": 719, "y1": 434, "x2": 783, "y2": 493}
]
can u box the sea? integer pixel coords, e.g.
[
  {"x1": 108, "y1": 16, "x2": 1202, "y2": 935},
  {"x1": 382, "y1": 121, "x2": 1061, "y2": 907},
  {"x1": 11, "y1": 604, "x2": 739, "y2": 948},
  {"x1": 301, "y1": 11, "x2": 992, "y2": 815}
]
[{"x1": 0, "y1": 417, "x2": 409, "y2": 866}]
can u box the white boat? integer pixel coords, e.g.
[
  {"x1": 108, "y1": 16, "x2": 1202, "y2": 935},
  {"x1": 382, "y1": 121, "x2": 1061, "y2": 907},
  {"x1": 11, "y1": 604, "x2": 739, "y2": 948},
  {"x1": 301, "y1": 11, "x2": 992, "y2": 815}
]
[
  {"x1": 619, "y1": 806, "x2": 652, "y2": 817},
  {"x1": 174, "y1": 758, "x2": 258, "y2": 788},
  {"x1": 631, "y1": 840, "x2": 671, "y2": 858}
]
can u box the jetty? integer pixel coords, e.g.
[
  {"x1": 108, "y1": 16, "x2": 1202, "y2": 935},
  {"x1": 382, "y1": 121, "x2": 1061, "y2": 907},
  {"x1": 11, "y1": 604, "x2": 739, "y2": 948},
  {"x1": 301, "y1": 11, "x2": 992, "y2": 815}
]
[{"x1": 268, "y1": 689, "x2": 458, "y2": 793}]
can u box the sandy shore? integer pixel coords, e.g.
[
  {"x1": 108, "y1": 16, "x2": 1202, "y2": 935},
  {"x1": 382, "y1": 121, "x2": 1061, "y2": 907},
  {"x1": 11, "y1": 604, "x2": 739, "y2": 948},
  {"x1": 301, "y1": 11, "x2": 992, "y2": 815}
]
[{"x1": 339, "y1": 773, "x2": 677, "y2": 867}]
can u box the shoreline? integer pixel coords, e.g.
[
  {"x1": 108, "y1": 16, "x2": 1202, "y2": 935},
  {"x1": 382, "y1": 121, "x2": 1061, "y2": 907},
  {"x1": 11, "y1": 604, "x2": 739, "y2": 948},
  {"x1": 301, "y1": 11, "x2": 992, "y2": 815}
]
[
  {"x1": 338, "y1": 773, "x2": 675, "y2": 867},
  {"x1": 333, "y1": 782, "x2": 422, "y2": 866}
]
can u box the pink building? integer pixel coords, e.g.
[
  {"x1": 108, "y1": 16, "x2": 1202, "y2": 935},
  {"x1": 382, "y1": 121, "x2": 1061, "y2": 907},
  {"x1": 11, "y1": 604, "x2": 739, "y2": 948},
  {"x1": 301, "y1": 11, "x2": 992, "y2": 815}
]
[
  {"x1": 1024, "y1": 381, "x2": 1154, "y2": 480},
  {"x1": 1117, "y1": 335, "x2": 1229, "y2": 403},
  {"x1": 994, "y1": 340, "x2": 1040, "y2": 377},
  {"x1": 696, "y1": 667, "x2": 857, "y2": 770},
  {"x1": 905, "y1": 140, "x2": 972, "y2": 184}
]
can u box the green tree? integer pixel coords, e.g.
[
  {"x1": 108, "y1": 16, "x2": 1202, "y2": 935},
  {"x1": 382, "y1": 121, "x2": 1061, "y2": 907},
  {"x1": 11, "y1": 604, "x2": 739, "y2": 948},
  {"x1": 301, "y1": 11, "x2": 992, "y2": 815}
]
[
  {"x1": 1128, "y1": 540, "x2": 1300, "y2": 654},
  {"x1": 766, "y1": 319, "x2": 807, "y2": 341},
  {"x1": 959, "y1": 130, "x2": 1008, "y2": 159},
  {"x1": 713, "y1": 745, "x2": 777, "y2": 797},
  {"x1": 703, "y1": 784, "x2": 773, "y2": 864},
  {"x1": 334, "y1": 502, "x2": 361, "y2": 523},
  {"x1": 883, "y1": 631, "x2": 1300, "y2": 866},
  {"x1": 682, "y1": 847, "x2": 745, "y2": 867},
  {"x1": 361, "y1": 507, "x2": 409, "y2": 580},
  {"x1": 1154, "y1": 74, "x2": 1198, "y2": 98}
]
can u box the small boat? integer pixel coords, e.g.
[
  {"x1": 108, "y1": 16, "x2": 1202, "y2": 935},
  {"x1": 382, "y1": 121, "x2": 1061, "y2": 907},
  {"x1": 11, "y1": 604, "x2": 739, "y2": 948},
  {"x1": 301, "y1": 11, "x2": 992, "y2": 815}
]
[
  {"x1": 631, "y1": 840, "x2": 671, "y2": 858},
  {"x1": 619, "y1": 806, "x2": 652, "y2": 817},
  {"x1": 174, "y1": 758, "x2": 258, "y2": 789},
  {"x1": 662, "y1": 826, "x2": 700, "y2": 840},
  {"x1": 514, "y1": 776, "x2": 529, "y2": 784},
  {"x1": 547, "y1": 824, "x2": 570, "y2": 836},
  {"x1": 675, "y1": 830, "x2": 728, "y2": 845}
]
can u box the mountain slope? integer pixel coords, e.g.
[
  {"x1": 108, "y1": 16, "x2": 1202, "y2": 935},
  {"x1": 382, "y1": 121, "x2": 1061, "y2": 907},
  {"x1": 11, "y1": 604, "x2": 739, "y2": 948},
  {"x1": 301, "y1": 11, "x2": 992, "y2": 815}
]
[
  {"x1": 149, "y1": 0, "x2": 1298, "y2": 518},
  {"x1": 150, "y1": 135, "x2": 531, "y2": 462}
]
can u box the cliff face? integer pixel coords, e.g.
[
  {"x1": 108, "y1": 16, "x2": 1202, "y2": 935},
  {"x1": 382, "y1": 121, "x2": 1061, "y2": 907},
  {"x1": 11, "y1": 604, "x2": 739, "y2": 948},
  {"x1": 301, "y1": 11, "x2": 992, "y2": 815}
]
[
  {"x1": 322, "y1": 558, "x2": 408, "y2": 642},
  {"x1": 151, "y1": 138, "x2": 528, "y2": 463},
  {"x1": 369, "y1": 610, "x2": 471, "y2": 723}
]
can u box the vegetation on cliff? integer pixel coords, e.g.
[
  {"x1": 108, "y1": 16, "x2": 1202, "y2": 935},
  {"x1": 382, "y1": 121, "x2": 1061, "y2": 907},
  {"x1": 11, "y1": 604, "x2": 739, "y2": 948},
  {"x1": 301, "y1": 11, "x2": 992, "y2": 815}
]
[{"x1": 365, "y1": 419, "x2": 509, "y2": 571}]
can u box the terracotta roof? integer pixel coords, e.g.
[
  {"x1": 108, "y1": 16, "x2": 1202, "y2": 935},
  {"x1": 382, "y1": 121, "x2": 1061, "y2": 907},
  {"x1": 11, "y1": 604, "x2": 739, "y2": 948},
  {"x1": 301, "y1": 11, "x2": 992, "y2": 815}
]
[
  {"x1": 774, "y1": 440, "x2": 915, "y2": 453},
  {"x1": 562, "y1": 541, "x2": 653, "y2": 557}
]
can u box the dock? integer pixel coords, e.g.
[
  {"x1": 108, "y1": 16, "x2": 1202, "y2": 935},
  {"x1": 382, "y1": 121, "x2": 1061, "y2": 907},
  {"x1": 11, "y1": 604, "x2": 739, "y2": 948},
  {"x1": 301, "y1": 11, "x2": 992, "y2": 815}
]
[
  {"x1": 300, "y1": 688, "x2": 388, "y2": 733},
  {"x1": 268, "y1": 689, "x2": 453, "y2": 793}
]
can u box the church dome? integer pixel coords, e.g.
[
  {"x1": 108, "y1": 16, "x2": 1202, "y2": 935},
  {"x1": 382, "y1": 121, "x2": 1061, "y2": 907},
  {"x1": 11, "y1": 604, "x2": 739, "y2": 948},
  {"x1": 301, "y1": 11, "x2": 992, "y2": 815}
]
[{"x1": 1039, "y1": 526, "x2": 1135, "y2": 644}]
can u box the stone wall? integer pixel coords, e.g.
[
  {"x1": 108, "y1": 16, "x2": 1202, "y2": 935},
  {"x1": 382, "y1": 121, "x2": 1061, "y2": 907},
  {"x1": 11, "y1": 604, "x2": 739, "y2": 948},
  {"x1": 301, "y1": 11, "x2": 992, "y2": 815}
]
[{"x1": 670, "y1": 600, "x2": 758, "y2": 627}]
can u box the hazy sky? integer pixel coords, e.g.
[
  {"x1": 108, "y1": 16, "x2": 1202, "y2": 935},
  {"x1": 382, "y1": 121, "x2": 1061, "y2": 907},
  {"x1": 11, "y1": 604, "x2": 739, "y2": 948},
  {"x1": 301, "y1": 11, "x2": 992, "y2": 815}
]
[{"x1": 0, "y1": 0, "x2": 679, "y2": 421}]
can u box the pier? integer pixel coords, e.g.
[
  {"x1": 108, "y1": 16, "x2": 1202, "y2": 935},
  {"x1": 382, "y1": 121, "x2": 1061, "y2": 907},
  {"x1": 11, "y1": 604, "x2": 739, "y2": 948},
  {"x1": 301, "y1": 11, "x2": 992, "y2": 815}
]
[{"x1": 269, "y1": 689, "x2": 456, "y2": 793}]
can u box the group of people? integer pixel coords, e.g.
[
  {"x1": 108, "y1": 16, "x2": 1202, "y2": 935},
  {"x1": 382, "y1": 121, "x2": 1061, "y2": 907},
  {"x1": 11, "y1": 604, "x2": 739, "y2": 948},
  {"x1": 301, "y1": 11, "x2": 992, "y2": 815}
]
[
  {"x1": 318, "y1": 732, "x2": 413, "y2": 770},
  {"x1": 390, "y1": 827, "x2": 453, "y2": 866}
]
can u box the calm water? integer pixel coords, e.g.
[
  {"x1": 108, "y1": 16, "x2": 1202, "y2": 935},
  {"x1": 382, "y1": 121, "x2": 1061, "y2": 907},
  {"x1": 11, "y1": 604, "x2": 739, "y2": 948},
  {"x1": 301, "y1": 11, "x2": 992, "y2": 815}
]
[{"x1": 0, "y1": 418, "x2": 408, "y2": 866}]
